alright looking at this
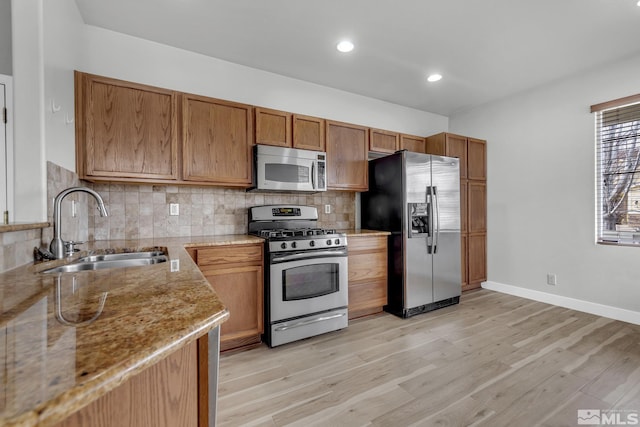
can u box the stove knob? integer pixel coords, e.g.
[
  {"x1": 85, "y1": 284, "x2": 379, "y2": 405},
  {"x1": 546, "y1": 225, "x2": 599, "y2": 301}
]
[
  {"x1": 334, "y1": 239, "x2": 340, "y2": 245},
  {"x1": 291, "y1": 242, "x2": 297, "y2": 249},
  {"x1": 326, "y1": 239, "x2": 332, "y2": 245},
  {"x1": 309, "y1": 240, "x2": 316, "y2": 247},
  {"x1": 280, "y1": 242, "x2": 288, "y2": 249}
]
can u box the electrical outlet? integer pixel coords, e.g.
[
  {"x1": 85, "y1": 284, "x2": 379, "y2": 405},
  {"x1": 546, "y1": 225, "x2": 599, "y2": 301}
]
[
  {"x1": 546, "y1": 273, "x2": 557, "y2": 286},
  {"x1": 71, "y1": 200, "x2": 77, "y2": 218},
  {"x1": 325, "y1": 204, "x2": 331, "y2": 214},
  {"x1": 170, "y1": 259, "x2": 180, "y2": 272},
  {"x1": 169, "y1": 203, "x2": 179, "y2": 216}
]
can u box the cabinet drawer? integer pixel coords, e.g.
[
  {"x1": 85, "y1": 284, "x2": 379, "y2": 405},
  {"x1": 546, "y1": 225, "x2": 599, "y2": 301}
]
[
  {"x1": 348, "y1": 279, "x2": 387, "y2": 312},
  {"x1": 348, "y1": 251, "x2": 387, "y2": 282},
  {"x1": 348, "y1": 236, "x2": 387, "y2": 253},
  {"x1": 196, "y1": 244, "x2": 262, "y2": 266}
]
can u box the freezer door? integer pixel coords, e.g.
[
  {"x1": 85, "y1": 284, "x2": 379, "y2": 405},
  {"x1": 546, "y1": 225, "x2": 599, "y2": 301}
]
[{"x1": 431, "y1": 156, "x2": 461, "y2": 300}]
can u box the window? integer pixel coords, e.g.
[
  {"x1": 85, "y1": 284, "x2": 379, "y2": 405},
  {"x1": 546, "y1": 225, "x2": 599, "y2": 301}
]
[{"x1": 592, "y1": 94, "x2": 640, "y2": 245}]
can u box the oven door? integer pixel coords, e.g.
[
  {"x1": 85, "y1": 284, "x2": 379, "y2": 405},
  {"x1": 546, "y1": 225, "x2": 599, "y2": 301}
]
[{"x1": 269, "y1": 248, "x2": 348, "y2": 322}]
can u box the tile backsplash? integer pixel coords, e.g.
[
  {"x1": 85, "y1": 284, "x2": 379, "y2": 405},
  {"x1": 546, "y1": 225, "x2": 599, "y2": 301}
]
[
  {"x1": 87, "y1": 184, "x2": 355, "y2": 240},
  {"x1": 0, "y1": 228, "x2": 42, "y2": 272},
  {"x1": 45, "y1": 162, "x2": 355, "y2": 242}
]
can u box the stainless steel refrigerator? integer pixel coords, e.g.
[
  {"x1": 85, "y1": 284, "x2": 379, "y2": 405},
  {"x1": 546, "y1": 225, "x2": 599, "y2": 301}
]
[{"x1": 361, "y1": 150, "x2": 461, "y2": 318}]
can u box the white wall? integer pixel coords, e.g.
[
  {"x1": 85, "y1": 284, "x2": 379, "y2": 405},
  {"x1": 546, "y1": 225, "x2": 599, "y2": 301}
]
[
  {"x1": 0, "y1": 0, "x2": 12, "y2": 75},
  {"x1": 9, "y1": 5, "x2": 448, "y2": 222},
  {"x1": 43, "y1": 0, "x2": 83, "y2": 172},
  {"x1": 450, "y1": 53, "x2": 640, "y2": 313},
  {"x1": 80, "y1": 26, "x2": 448, "y2": 138},
  {"x1": 11, "y1": 0, "x2": 46, "y2": 222}
]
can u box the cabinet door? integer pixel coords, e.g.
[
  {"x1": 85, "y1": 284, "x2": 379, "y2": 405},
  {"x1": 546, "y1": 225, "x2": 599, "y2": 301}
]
[
  {"x1": 369, "y1": 128, "x2": 399, "y2": 154},
  {"x1": 400, "y1": 134, "x2": 426, "y2": 153},
  {"x1": 460, "y1": 180, "x2": 468, "y2": 234},
  {"x1": 77, "y1": 72, "x2": 179, "y2": 181},
  {"x1": 445, "y1": 134, "x2": 468, "y2": 179},
  {"x1": 182, "y1": 94, "x2": 253, "y2": 186},
  {"x1": 55, "y1": 342, "x2": 198, "y2": 427},
  {"x1": 468, "y1": 234, "x2": 487, "y2": 286},
  {"x1": 203, "y1": 265, "x2": 263, "y2": 348},
  {"x1": 468, "y1": 181, "x2": 486, "y2": 234},
  {"x1": 293, "y1": 114, "x2": 325, "y2": 151},
  {"x1": 326, "y1": 121, "x2": 369, "y2": 191},
  {"x1": 468, "y1": 138, "x2": 486, "y2": 180},
  {"x1": 347, "y1": 235, "x2": 388, "y2": 319},
  {"x1": 461, "y1": 234, "x2": 468, "y2": 290},
  {"x1": 255, "y1": 107, "x2": 291, "y2": 147}
]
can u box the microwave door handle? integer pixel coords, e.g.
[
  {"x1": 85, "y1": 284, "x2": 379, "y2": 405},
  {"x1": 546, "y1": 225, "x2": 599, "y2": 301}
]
[{"x1": 311, "y1": 161, "x2": 316, "y2": 190}]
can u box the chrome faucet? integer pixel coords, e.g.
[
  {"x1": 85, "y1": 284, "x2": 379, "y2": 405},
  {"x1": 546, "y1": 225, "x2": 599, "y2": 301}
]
[{"x1": 50, "y1": 187, "x2": 108, "y2": 259}]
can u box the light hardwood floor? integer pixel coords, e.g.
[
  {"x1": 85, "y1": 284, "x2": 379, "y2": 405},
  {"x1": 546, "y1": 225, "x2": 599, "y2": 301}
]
[{"x1": 217, "y1": 289, "x2": 640, "y2": 426}]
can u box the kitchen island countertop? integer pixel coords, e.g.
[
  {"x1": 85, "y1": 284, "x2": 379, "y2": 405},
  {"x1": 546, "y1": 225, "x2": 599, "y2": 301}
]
[{"x1": 0, "y1": 235, "x2": 263, "y2": 427}]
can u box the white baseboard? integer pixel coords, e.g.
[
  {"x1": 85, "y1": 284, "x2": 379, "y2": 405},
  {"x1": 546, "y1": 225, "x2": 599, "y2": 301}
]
[{"x1": 482, "y1": 280, "x2": 640, "y2": 326}]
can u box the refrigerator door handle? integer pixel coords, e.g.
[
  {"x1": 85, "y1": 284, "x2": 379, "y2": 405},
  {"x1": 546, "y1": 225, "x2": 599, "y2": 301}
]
[
  {"x1": 427, "y1": 189, "x2": 434, "y2": 254},
  {"x1": 433, "y1": 186, "x2": 440, "y2": 254}
]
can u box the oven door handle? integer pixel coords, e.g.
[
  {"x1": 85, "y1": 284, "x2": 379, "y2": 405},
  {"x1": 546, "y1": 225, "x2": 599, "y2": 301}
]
[
  {"x1": 271, "y1": 249, "x2": 348, "y2": 263},
  {"x1": 274, "y1": 312, "x2": 346, "y2": 331}
]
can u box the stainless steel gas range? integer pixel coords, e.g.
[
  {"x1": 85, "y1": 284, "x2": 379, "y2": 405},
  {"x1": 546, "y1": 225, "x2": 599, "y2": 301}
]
[{"x1": 248, "y1": 205, "x2": 348, "y2": 347}]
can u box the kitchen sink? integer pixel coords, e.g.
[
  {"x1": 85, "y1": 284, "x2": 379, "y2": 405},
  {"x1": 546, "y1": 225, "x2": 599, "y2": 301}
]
[
  {"x1": 41, "y1": 251, "x2": 168, "y2": 274},
  {"x1": 75, "y1": 251, "x2": 167, "y2": 263}
]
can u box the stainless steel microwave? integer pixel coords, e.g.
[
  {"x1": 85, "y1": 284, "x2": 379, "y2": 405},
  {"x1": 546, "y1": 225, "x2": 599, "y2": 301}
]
[{"x1": 253, "y1": 145, "x2": 327, "y2": 192}]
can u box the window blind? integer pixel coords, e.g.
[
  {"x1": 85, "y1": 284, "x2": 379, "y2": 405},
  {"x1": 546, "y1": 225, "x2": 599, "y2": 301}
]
[{"x1": 593, "y1": 95, "x2": 640, "y2": 245}]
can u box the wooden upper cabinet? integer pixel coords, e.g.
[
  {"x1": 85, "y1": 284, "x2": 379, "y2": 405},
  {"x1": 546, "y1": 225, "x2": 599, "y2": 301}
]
[
  {"x1": 293, "y1": 114, "x2": 325, "y2": 151},
  {"x1": 400, "y1": 134, "x2": 426, "y2": 153},
  {"x1": 369, "y1": 128, "x2": 399, "y2": 154},
  {"x1": 325, "y1": 120, "x2": 369, "y2": 191},
  {"x1": 75, "y1": 72, "x2": 179, "y2": 182},
  {"x1": 182, "y1": 94, "x2": 253, "y2": 186},
  {"x1": 467, "y1": 137, "x2": 487, "y2": 180},
  {"x1": 426, "y1": 132, "x2": 469, "y2": 179},
  {"x1": 255, "y1": 107, "x2": 291, "y2": 147}
]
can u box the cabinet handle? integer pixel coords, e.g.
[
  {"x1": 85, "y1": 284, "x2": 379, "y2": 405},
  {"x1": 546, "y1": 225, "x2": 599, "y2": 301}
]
[{"x1": 274, "y1": 312, "x2": 346, "y2": 331}]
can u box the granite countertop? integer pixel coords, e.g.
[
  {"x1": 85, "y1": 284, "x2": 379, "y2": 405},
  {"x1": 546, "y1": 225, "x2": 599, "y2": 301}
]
[
  {"x1": 340, "y1": 229, "x2": 391, "y2": 237},
  {"x1": 0, "y1": 234, "x2": 263, "y2": 427}
]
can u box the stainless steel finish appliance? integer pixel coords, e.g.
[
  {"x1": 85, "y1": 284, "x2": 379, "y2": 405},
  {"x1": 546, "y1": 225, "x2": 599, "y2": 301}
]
[
  {"x1": 362, "y1": 150, "x2": 461, "y2": 318},
  {"x1": 252, "y1": 145, "x2": 327, "y2": 192},
  {"x1": 248, "y1": 205, "x2": 348, "y2": 347}
]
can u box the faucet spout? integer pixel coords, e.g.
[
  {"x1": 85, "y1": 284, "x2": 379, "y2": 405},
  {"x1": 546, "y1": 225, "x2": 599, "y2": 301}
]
[{"x1": 50, "y1": 187, "x2": 108, "y2": 259}]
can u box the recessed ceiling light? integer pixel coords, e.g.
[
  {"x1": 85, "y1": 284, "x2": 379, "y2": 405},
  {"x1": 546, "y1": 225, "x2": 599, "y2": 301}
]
[
  {"x1": 427, "y1": 74, "x2": 443, "y2": 82},
  {"x1": 336, "y1": 40, "x2": 354, "y2": 53}
]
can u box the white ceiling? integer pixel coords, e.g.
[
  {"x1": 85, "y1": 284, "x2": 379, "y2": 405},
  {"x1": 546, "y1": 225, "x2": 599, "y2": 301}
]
[{"x1": 73, "y1": 0, "x2": 640, "y2": 116}]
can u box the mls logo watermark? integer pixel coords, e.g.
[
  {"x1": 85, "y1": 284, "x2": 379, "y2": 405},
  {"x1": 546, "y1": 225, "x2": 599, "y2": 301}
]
[{"x1": 578, "y1": 409, "x2": 639, "y2": 425}]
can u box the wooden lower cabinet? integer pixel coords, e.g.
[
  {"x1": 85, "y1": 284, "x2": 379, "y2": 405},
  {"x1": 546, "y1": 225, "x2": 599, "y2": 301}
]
[
  {"x1": 467, "y1": 234, "x2": 487, "y2": 288},
  {"x1": 347, "y1": 235, "x2": 388, "y2": 319},
  {"x1": 54, "y1": 340, "x2": 199, "y2": 427},
  {"x1": 190, "y1": 244, "x2": 264, "y2": 352}
]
